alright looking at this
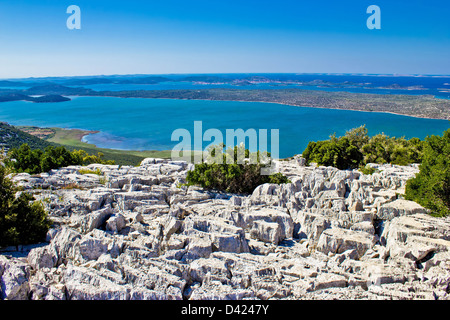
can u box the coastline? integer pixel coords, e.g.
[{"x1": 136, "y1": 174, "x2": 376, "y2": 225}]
[
  {"x1": 83, "y1": 94, "x2": 450, "y2": 121},
  {"x1": 79, "y1": 90, "x2": 450, "y2": 121}
]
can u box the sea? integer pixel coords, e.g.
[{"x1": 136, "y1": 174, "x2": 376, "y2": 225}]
[{"x1": 0, "y1": 74, "x2": 449, "y2": 158}]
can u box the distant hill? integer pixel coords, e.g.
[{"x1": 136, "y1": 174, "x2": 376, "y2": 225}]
[
  {"x1": 0, "y1": 80, "x2": 30, "y2": 87},
  {"x1": 179, "y1": 75, "x2": 233, "y2": 83},
  {"x1": 25, "y1": 84, "x2": 94, "y2": 95},
  {"x1": 0, "y1": 93, "x2": 70, "y2": 103},
  {"x1": 0, "y1": 122, "x2": 54, "y2": 151}
]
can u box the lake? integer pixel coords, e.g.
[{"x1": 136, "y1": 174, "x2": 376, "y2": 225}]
[{"x1": 0, "y1": 96, "x2": 448, "y2": 158}]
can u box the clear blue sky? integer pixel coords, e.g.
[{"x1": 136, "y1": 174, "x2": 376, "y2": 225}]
[{"x1": 0, "y1": 0, "x2": 448, "y2": 78}]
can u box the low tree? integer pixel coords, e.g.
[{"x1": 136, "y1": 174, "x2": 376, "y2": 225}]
[
  {"x1": 0, "y1": 166, "x2": 51, "y2": 247},
  {"x1": 302, "y1": 125, "x2": 425, "y2": 169},
  {"x1": 302, "y1": 134, "x2": 363, "y2": 170},
  {"x1": 71, "y1": 149, "x2": 115, "y2": 166},
  {"x1": 7, "y1": 144, "x2": 115, "y2": 174},
  {"x1": 185, "y1": 144, "x2": 290, "y2": 194},
  {"x1": 7, "y1": 143, "x2": 43, "y2": 174},
  {"x1": 405, "y1": 129, "x2": 450, "y2": 216}
]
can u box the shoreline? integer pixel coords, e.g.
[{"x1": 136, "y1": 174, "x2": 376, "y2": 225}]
[
  {"x1": 84, "y1": 94, "x2": 450, "y2": 121},
  {"x1": 11, "y1": 96, "x2": 449, "y2": 157}
]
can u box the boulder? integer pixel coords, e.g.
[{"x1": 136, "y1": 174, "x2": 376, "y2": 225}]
[
  {"x1": 50, "y1": 227, "x2": 82, "y2": 266},
  {"x1": 163, "y1": 216, "x2": 182, "y2": 240},
  {"x1": 316, "y1": 227, "x2": 377, "y2": 258},
  {"x1": 79, "y1": 205, "x2": 113, "y2": 233},
  {"x1": 311, "y1": 273, "x2": 348, "y2": 291},
  {"x1": 74, "y1": 235, "x2": 110, "y2": 262},
  {"x1": 349, "y1": 200, "x2": 364, "y2": 212},
  {"x1": 296, "y1": 211, "x2": 331, "y2": 245},
  {"x1": 63, "y1": 265, "x2": 129, "y2": 300},
  {"x1": 381, "y1": 213, "x2": 450, "y2": 262},
  {"x1": 182, "y1": 216, "x2": 249, "y2": 254},
  {"x1": 183, "y1": 238, "x2": 213, "y2": 261},
  {"x1": 376, "y1": 199, "x2": 428, "y2": 221},
  {"x1": 250, "y1": 220, "x2": 282, "y2": 245},
  {"x1": 0, "y1": 256, "x2": 30, "y2": 300},
  {"x1": 105, "y1": 214, "x2": 126, "y2": 232},
  {"x1": 27, "y1": 245, "x2": 58, "y2": 269},
  {"x1": 242, "y1": 207, "x2": 294, "y2": 240}
]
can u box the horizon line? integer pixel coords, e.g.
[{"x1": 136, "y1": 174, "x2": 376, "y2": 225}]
[{"x1": 3, "y1": 72, "x2": 450, "y2": 81}]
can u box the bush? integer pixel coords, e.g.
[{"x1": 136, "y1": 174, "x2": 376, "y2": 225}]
[
  {"x1": 0, "y1": 166, "x2": 51, "y2": 247},
  {"x1": 185, "y1": 145, "x2": 290, "y2": 194},
  {"x1": 71, "y1": 150, "x2": 115, "y2": 166},
  {"x1": 405, "y1": 129, "x2": 450, "y2": 216},
  {"x1": 302, "y1": 135, "x2": 363, "y2": 170},
  {"x1": 7, "y1": 144, "x2": 114, "y2": 174},
  {"x1": 302, "y1": 125, "x2": 425, "y2": 169},
  {"x1": 362, "y1": 135, "x2": 424, "y2": 166}
]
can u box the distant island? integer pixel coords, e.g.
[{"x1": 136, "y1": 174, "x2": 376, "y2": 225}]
[
  {"x1": 0, "y1": 74, "x2": 449, "y2": 120},
  {"x1": 0, "y1": 93, "x2": 70, "y2": 103},
  {"x1": 87, "y1": 88, "x2": 450, "y2": 120}
]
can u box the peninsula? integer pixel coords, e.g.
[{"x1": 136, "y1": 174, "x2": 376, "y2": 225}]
[{"x1": 1, "y1": 74, "x2": 449, "y2": 120}]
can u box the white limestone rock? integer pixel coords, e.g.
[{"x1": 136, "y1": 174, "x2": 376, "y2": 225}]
[
  {"x1": 377, "y1": 199, "x2": 428, "y2": 221},
  {"x1": 316, "y1": 227, "x2": 377, "y2": 258}
]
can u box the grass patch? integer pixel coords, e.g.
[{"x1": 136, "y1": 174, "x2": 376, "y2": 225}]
[
  {"x1": 79, "y1": 168, "x2": 103, "y2": 175},
  {"x1": 45, "y1": 127, "x2": 173, "y2": 166}
]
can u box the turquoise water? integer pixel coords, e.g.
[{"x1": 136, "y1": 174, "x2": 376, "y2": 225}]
[{"x1": 0, "y1": 96, "x2": 448, "y2": 158}]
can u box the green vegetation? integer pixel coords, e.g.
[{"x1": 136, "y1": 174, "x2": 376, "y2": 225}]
[
  {"x1": 78, "y1": 168, "x2": 103, "y2": 175},
  {"x1": 359, "y1": 165, "x2": 377, "y2": 175},
  {"x1": 302, "y1": 126, "x2": 426, "y2": 170},
  {"x1": 185, "y1": 144, "x2": 290, "y2": 194},
  {"x1": 0, "y1": 166, "x2": 51, "y2": 247},
  {"x1": 303, "y1": 126, "x2": 449, "y2": 216},
  {"x1": 4, "y1": 124, "x2": 172, "y2": 167},
  {"x1": 405, "y1": 129, "x2": 450, "y2": 217},
  {"x1": 45, "y1": 127, "x2": 172, "y2": 166},
  {"x1": 302, "y1": 133, "x2": 363, "y2": 170},
  {"x1": 7, "y1": 144, "x2": 114, "y2": 174},
  {"x1": 0, "y1": 121, "x2": 174, "y2": 168},
  {"x1": 0, "y1": 122, "x2": 54, "y2": 151}
]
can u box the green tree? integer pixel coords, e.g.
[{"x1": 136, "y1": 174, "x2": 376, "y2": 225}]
[
  {"x1": 302, "y1": 134, "x2": 363, "y2": 170},
  {"x1": 0, "y1": 166, "x2": 51, "y2": 247},
  {"x1": 7, "y1": 144, "x2": 115, "y2": 174},
  {"x1": 302, "y1": 126, "x2": 425, "y2": 170},
  {"x1": 185, "y1": 145, "x2": 290, "y2": 194},
  {"x1": 71, "y1": 149, "x2": 115, "y2": 166},
  {"x1": 405, "y1": 129, "x2": 450, "y2": 216},
  {"x1": 8, "y1": 143, "x2": 42, "y2": 174},
  {"x1": 345, "y1": 125, "x2": 369, "y2": 150},
  {"x1": 41, "y1": 145, "x2": 79, "y2": 172}
]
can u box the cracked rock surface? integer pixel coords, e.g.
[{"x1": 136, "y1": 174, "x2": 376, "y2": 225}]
[{"x1": 1, "y1": 157, "x2": 449, "y2": 300}]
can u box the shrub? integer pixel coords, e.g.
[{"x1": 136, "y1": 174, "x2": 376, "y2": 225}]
[
  {"x1": 359, "y1": 165, "x2": 377, "y2": 175},
  {"x1": 71, "y1": 150, "x2": 115, "y2": 166},
  {"x1": 362, "y1": 135, "x2": 424, "y2": 166},
  {"x1": 7, "y1": 144, "x2": 115, "y2": 174},
  {"x1": 302, "y1": 134, "x2": 363, "y2": 170},
  {"x1": 40, "y1": 145, "x2": 78, "y2": 172},
  {"x1": 185, "y1": 145, "x2": 290, "y2": 194},
  {"x1": 302, "y1": 125, "x2": 425, "y2": 169},
  {"x1": 0, "y1": 166, "x2": 51, "y2": 247},
  {"x1": 79, "y1": 168, "x2": 103, "y2": 175},
  {"x1": 405, "y1": 129, "x2": 450, "y2": 216}
]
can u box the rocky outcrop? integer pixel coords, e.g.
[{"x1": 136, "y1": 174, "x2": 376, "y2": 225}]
[{"x1": 1, "y1": 158, "x2": 449, "y2": 300}]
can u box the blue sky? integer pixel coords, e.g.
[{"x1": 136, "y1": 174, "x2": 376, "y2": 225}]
[{"x1": 0, "y1": 0, "x2": 448, "y2": 78}]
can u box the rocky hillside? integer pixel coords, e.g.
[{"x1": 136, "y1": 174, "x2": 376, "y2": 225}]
[
  {"x1": 1, "y1": 157, "x2": 449, "y2": 300},
  {"x1": 0, "y1": 122, "x2": 54, "y2": 151}
]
